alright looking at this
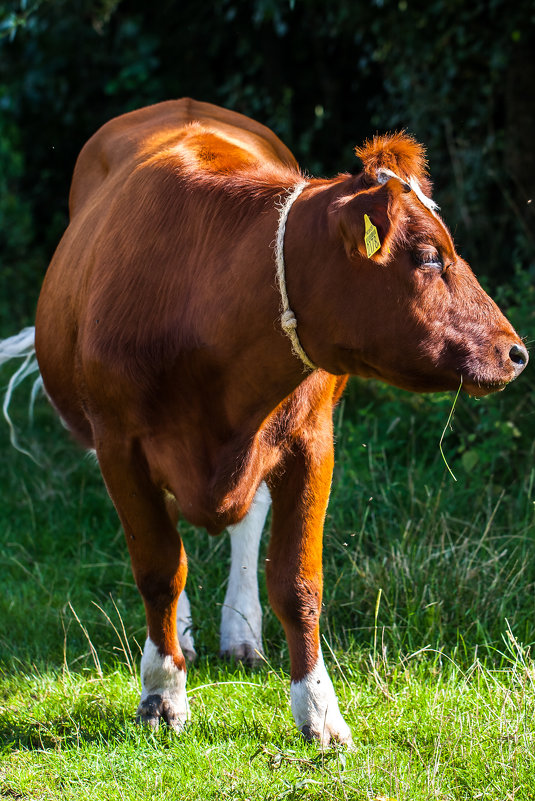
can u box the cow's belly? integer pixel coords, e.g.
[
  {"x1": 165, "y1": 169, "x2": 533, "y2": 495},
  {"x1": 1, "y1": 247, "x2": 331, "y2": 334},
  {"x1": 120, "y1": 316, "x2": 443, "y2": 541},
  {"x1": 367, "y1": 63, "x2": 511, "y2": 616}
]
[{"x1": 143, "y1": 425, "x2": 282, "y2": 535}]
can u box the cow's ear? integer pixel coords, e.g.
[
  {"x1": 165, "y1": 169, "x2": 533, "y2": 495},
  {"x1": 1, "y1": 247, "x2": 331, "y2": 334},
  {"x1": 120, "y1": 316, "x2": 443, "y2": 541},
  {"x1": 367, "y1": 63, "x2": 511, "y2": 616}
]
[{"x1": 333, "y1": 177, "x2": 408, "y2": 264}]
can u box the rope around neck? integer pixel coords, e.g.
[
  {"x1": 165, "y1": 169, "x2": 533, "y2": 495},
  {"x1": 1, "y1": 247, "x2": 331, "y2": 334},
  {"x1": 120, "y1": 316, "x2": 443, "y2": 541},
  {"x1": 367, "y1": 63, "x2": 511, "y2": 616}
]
[{"x1": 274, "y1": 182, "x2": 317, "y2": 372}]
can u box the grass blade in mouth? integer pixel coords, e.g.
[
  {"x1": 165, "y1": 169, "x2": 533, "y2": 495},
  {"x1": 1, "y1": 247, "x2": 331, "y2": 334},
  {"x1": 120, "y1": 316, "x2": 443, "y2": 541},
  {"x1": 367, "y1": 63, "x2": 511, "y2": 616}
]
[{"x1": 439, "y1": 377, "x2": 463, "y2": 482}]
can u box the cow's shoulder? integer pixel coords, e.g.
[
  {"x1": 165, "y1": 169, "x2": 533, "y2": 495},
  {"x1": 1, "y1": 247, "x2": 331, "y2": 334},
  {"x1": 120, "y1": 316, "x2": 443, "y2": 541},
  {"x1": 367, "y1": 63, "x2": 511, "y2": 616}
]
[{"x1": 262, "y1": 371, "x2": 347, "y2": 452}]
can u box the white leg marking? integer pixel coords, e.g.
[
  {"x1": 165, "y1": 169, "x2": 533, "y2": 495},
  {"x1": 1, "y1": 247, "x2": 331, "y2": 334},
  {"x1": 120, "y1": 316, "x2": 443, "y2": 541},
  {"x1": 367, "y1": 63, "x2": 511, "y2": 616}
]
[
  {"x1": 176, "y1": 589, "x2": 197, "y2": 662},
  {"x1": 290, "y1": 649, "x2": 352, "y2": 747},
  {"x1": 137, "y1": 637, "x2": 189, "y2": 731},
  {"x1": 220, "y1": 481, "x2": 271, "y2": 664}
]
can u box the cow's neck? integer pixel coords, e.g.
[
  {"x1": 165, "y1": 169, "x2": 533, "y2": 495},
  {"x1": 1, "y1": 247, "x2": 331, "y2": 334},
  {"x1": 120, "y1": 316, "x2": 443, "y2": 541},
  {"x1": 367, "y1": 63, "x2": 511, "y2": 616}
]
[{"x1": 213, "y1": 175, "x2": 351, "y2": 420}]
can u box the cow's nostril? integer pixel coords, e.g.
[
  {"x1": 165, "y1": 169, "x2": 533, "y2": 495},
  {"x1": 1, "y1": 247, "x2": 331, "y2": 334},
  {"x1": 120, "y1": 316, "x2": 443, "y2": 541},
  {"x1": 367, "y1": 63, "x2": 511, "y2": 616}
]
[{"x1": 509, "y1": 343, "x2": 529, "y2": 368}]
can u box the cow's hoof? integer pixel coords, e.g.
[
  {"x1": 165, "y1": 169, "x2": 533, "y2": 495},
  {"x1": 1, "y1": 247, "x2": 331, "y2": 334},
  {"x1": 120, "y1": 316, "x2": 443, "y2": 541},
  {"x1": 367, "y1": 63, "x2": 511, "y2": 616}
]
[
  {"x1": 136, "y1": 694, "x2": 188, "y2": 732},
  {"x1": 220, "y1": 642, "x2": 264, "y2": 667},
  {"x1": 182, "y1": 647, "x2": 197, "y2": 665},
  {"x1": 300, "y1": 723, "x2": 353, "y2": 749}
]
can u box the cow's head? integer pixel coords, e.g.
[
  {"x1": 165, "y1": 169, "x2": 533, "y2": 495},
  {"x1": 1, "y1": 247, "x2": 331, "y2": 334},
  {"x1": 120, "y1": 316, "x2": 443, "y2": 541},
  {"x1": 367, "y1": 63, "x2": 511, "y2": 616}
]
[{"x1": 303, "y1": 133, "x2": 528, "y2": 396}]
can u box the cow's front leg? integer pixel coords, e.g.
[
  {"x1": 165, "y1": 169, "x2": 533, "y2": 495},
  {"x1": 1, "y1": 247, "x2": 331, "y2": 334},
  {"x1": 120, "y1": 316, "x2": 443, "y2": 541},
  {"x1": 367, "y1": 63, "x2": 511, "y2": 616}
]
[
  {"x1": 266, "y1": 440, "x2": 352, "y2": 747},
  {"x1": 220, "y1": 481, "x2": 271, "y2": 665},
  {"x1": 97, "y1": 442, "x2": 190, "y2": 731}
]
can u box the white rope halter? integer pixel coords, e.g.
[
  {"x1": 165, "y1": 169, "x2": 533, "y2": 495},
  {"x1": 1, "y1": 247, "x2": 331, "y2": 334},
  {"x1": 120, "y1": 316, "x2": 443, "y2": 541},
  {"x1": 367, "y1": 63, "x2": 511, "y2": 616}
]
[{"x1": 274, "y1": 182, "x2": 317, "y2": 372}]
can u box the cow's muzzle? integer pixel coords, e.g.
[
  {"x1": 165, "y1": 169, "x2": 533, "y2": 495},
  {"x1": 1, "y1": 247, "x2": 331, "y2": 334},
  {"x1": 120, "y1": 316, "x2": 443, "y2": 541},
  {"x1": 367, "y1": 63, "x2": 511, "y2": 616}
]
[{"x1": 463, "y1": 339, "x2": 528, "y2": 397}]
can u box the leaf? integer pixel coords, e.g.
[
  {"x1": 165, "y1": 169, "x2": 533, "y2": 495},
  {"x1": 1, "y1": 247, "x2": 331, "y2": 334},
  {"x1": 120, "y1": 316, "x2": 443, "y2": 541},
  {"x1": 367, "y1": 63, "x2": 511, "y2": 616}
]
[{"x1": 461, "y1": 449, "x2": 479, "y2": 472}]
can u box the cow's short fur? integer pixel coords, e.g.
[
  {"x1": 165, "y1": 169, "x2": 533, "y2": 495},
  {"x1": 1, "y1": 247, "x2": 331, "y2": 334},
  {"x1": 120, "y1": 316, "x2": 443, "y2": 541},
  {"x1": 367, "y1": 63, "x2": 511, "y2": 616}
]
[{"x1": 9, "y1": 98, "x2": 526, "y2": 744}]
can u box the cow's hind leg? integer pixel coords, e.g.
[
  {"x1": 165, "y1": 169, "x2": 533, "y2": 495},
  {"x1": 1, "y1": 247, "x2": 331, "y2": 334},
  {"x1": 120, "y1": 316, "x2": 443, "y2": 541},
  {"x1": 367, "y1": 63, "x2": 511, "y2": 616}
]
[
  {"x1": 97, "y1": 441, "x2": 189, "y2": 731},
  {"x1": 176, "y1": 589, "x2": 196, "y2": 663},
  {"x1": 220, "y1": 481, "x2": 270, "y2": 665},
  {"x1": 163, "y1": 494, "x2": 197, "y2": 663}
]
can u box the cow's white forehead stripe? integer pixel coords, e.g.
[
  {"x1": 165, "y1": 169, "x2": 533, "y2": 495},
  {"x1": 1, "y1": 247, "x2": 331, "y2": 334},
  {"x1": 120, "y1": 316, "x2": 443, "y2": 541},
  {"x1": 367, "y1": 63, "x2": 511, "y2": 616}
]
[{"x1": 376, "y1": 167, "x2": 439, "y2": 213}]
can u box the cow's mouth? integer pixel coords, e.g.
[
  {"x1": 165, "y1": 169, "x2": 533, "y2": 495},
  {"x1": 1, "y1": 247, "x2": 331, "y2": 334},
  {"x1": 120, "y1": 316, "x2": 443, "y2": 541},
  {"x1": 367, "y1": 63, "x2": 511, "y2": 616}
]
[{"x1": 461, "y1": 378, "x2": 509, "y2": 398}]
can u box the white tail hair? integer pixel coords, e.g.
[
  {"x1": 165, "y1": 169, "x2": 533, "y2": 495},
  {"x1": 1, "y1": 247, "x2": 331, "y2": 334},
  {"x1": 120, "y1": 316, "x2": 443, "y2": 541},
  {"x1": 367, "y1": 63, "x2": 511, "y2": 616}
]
[{"x1": 0, "y1": 326, "x2": 43, "y2": 461}]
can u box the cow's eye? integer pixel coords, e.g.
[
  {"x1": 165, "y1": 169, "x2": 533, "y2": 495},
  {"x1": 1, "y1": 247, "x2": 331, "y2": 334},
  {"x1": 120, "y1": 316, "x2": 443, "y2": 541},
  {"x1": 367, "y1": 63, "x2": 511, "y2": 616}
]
[{"x1": 414, "y1": 250, "x2": 444, "y2": 271}]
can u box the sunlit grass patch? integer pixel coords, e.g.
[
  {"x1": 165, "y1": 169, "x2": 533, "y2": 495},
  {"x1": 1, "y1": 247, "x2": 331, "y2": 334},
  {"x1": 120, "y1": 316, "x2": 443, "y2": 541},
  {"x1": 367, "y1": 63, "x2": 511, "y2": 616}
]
[{"x1": 1, "y1": 654, "x2": 535, "y2": 800}]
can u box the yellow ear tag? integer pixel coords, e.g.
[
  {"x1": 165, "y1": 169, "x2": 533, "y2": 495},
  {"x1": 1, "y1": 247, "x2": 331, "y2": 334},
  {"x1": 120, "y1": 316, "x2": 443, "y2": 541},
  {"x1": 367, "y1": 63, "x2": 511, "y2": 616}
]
[{"x1": 364, "y1": 214, "x2": 381, "y2": 258}]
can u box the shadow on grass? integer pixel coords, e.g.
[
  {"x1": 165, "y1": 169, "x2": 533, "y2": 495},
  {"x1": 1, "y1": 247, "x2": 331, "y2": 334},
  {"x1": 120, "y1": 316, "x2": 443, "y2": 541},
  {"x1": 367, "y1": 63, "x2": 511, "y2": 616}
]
[
  {"x1": 0, "y1": 658, "x2": 288, "y2": 752},
  {"x1": 0, "y1": 713, "x2": 290, "y2": 752}
]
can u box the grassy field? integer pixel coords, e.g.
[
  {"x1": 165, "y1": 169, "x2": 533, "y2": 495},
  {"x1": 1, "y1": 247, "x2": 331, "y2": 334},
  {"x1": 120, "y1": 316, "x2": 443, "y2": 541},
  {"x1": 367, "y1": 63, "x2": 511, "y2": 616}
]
[{"x1": 1, "y1": 366, "x2": 534, "y2": 799}]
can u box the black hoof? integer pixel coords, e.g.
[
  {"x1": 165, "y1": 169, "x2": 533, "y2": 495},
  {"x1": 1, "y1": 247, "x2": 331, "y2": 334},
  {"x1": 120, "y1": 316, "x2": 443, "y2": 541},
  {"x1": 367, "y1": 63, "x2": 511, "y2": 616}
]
[{"x1": 136, "y1": 694, "x2": 188, "y2": 732}]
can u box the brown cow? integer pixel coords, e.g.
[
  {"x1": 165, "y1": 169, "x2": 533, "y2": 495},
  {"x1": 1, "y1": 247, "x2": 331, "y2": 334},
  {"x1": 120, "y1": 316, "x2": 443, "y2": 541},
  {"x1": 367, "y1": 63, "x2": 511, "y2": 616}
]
[{"x1": 9, "y1": 98, "x2": 530, "y2": 745}]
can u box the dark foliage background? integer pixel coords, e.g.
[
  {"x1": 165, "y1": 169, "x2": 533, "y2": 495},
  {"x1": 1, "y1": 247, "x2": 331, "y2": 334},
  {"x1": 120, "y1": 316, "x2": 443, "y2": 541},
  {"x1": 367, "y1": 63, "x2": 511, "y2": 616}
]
[
  {"x1": 0, "y1": 0, "x2": 534, "y2": 331},
  {"x1": 0, "y1": 0, "x2": 534, "y2": 658},
  {"x1": 1, "y1": 0, "x2": 534, "y2": 507}
]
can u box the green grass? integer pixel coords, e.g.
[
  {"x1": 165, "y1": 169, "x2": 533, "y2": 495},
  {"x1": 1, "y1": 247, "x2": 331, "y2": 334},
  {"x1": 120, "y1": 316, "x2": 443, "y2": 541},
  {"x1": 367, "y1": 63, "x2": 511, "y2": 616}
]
[
  {"x1": 1, "y1": 370, "x2": 535, "y2": 798},
  {"x1": 2, "y1": 657, "x2": 535, "y2": 799}
]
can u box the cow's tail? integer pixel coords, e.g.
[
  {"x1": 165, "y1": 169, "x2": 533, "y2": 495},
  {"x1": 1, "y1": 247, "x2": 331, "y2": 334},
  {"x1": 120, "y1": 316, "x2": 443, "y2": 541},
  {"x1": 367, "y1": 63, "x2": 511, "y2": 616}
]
[{"x1": 0, "y1": 326, "x2": 43, "y2": 461}]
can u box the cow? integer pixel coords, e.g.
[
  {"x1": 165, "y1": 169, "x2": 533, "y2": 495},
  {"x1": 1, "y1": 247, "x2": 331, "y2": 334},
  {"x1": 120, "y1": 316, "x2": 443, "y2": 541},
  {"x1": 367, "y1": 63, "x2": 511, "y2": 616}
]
[{"x1": 1, "y1": 98, "x2": 528, "y2": 746}]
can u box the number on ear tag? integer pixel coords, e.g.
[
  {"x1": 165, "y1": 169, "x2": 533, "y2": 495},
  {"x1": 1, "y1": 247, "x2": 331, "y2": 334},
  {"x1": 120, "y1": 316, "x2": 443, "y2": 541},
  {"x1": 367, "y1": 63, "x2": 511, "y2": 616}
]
[{"x1": 364, "y1": 214, "x2": 381, "y2": 258}]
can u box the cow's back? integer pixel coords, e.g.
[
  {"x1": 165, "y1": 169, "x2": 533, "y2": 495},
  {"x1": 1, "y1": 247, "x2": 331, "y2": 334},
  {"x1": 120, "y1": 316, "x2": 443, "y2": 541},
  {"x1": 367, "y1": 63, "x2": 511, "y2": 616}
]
[
  {"x1": 35, "y1": 99, "x2": 302, "y2": 446},
  {"x1": 68, "y1": 98, "x2": 298, "y2": 218}
]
